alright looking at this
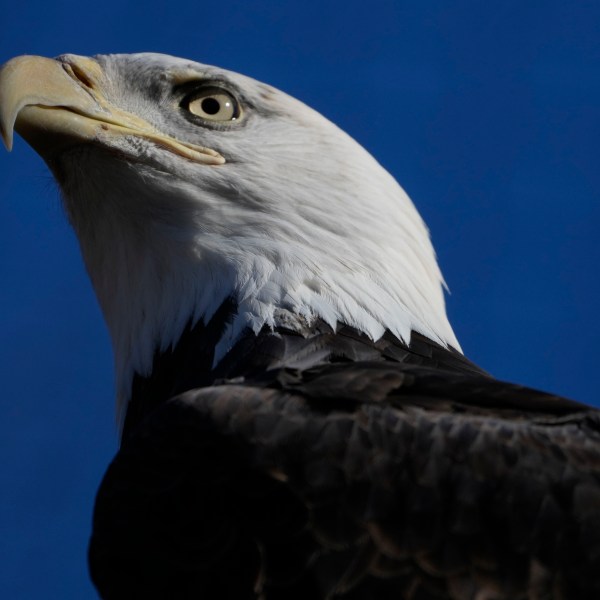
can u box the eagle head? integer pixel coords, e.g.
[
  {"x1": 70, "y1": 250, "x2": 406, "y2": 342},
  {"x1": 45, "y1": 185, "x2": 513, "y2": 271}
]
[{"x1": 0, "y1": 53, "x2": 459, "y2": 420}]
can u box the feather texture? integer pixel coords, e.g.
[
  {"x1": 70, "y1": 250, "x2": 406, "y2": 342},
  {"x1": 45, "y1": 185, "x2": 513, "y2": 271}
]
[{"x1": 91, "y1": 330, "x2": 600, "y2": 599}]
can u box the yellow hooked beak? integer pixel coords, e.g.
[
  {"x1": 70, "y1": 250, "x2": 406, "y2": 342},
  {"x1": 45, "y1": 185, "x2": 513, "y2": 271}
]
[{"x1": 0, "y1": 54, "x2": 224, "y2": 165}]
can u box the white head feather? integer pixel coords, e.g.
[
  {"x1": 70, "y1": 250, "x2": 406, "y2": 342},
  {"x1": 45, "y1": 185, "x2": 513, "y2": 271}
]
[{"x1": 51, "y1": 53, "x2": 460, "y2": 420}]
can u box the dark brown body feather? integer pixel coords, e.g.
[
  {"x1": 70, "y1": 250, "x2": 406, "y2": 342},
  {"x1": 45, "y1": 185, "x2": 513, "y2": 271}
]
[{"x1": 90, "y1": 308, "x2": 600, "y2": 599}]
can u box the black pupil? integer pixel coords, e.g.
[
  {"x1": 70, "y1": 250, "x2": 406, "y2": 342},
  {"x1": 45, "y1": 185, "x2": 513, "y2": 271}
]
[{"x1": 201, "y1": 97, "x2": 221, "y2": 115}]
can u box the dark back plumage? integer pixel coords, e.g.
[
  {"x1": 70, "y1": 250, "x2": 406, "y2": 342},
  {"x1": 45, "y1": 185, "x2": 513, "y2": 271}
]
[{"x1": 92, "y1": 314, "x2": 600, "y2": 600}]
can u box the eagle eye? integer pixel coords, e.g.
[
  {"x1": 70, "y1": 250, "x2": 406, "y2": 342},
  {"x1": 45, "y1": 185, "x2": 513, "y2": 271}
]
[{"x1": 182, "y1": 87, "x2": 241, "y2": 122}]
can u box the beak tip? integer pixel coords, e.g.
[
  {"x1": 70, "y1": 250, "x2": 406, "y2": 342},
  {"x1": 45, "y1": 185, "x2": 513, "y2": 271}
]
[{"x1": 0, "y1": 128, "x2": 13, "y2": 152}]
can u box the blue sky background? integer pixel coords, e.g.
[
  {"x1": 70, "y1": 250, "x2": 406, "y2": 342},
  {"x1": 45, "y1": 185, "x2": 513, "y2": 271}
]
[{"x1": 1, "y1": 1, "x2": 599, "y2": 598}]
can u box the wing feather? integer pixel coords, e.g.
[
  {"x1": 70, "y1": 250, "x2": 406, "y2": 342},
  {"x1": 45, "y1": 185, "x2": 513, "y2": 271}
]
[{"x1": 90, "y1": 361, "x2": 600, "y2": 599}]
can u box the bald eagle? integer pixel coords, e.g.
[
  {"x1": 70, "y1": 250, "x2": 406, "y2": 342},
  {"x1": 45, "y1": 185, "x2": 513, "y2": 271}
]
[{"x1": 1, "y1": 53, "x2": 600, "y2": 600}]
